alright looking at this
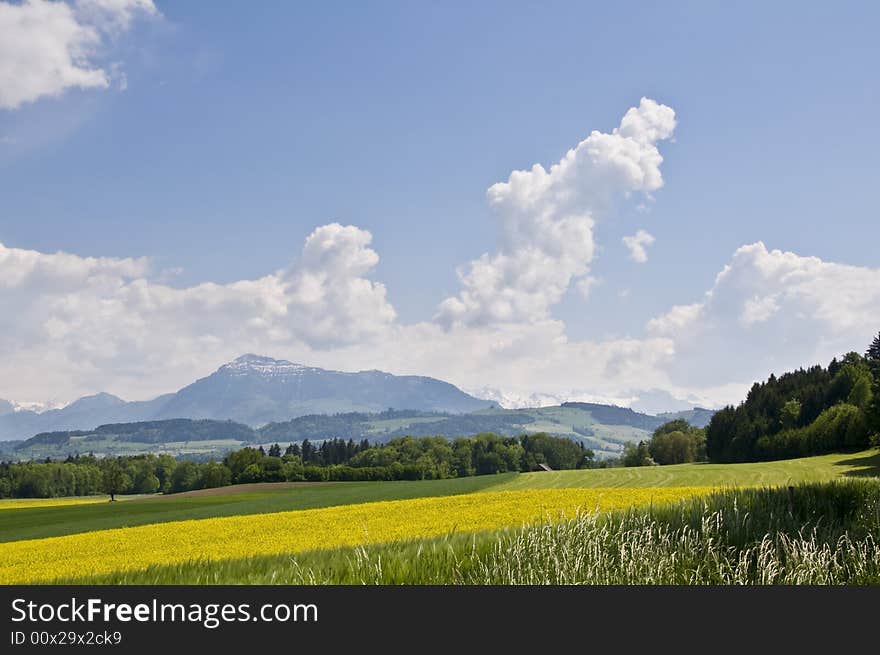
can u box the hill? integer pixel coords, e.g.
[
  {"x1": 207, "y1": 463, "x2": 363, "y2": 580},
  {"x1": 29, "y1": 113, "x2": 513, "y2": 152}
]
[
  {"x1": 7, "y1": 403, "x2": 676, "y2": 460},
  {"x1": 657, "y1": 407, "x2": 715, "y2": 428},
  {"x1": 12, "y1": 419, "x2": 257, "y2": 460}
]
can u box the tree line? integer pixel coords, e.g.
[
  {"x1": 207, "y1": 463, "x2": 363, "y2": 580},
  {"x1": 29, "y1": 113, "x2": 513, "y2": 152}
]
[
  {"x1": 0, "y1": 432, "x2": 596, "y2": 499},
  {"x1": 704, "y1": 332, "x2": 880, "y2": 463}
]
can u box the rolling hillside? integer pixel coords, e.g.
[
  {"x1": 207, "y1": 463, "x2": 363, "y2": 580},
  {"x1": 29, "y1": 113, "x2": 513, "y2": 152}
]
[{"x1": 5, "y1": 402, "x2": 680, "y2": 460}]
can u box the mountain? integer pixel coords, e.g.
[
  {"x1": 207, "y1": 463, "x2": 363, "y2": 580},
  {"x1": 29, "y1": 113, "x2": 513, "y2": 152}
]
[
  {"x1": 0, "y1": 393, "x2": 172, "y2": 441},
  {"x1": 0, "y1": 399, "x2": 14, "y2": 416},
  {"x1": 152, "y1": 355, "x2": 494, "y2": 425},
  {"x1": 0, "y1": 355, "x2": 494, "y2": 440}
]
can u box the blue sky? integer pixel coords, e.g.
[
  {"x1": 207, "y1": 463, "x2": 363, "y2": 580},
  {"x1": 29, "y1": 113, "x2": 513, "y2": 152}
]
[{"x1": 1, "y1": 1, "x2": 878, "y2": 410}]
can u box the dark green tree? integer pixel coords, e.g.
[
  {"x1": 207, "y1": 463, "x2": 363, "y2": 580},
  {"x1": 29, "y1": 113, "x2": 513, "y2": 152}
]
[
  {"x1": 621, "y1": 441, "x2": 654, "y2": 467},
  {"x1": 865, "y1": 331, "x2": 880, "y2": 436},
  {"x1": 169, "y1": 461, "x2": 201, "y2": 493},
  {"x1": 100, "y1": 462, "x2": 131, "y2": 501},
  {"x1": 200, "y1": 462, "x2": 232, "y2": 489},
  {"x1": 649, "y1": 431, "x2": 696, "y2": 465},
  {"x1": 865, "y1": 331, "x2": 880, "y2": 363},
  {"x1": 781, "y1": 400, "x2": 802, "y2": 430}
]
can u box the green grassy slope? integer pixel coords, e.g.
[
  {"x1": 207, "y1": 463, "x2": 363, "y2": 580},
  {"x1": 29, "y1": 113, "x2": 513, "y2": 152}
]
[
  {"x1": 495, "y1": 449, "x2": 880, "y2": 490},
  {"x1": 0, "y1": 474, "x2": 513, "y2": 543}
]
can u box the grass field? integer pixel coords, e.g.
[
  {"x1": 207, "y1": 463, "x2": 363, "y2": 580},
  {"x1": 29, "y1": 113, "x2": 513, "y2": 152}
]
[
  {"x1": 2, "y1": 448, "x2": 878, "y2": 585},
  {"x1": 43, "y1": 480, "x2": 880, "y2": 585},
  {"x1": 0, "y1": 474, "x2": 512, "y2": 543},
  {"x1": 4, "y1": 449, "x2": 876, "y2": 543},
  {"x1": 497, "y1": 449, "x2": 880, "y2": 490},
  {"x1": 0, "y1": 487, "x2": 712, "y2": 584}
]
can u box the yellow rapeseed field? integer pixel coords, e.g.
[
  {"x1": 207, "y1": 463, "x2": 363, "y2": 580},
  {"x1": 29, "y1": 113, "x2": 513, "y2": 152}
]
[
  {"x1": 0, "y1": 497, "x2": 111, "y2": 511},
  {"x1": 0, "y1": 487, "x2": 712, "y2": 584}
]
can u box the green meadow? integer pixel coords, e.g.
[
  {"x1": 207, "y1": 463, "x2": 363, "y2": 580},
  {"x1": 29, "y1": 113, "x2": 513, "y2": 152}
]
[{"x1": 3, "y1": 448, "x2": 877, "y2": 545}]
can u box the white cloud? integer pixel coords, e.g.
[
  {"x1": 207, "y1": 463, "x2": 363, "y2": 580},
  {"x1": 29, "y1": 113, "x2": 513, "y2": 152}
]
[
  {"x1": 648, "y1": 242, "x2": 880, "y2": 393},
  {"x1": 622, "y1": 229, "x2": 655, "y2": 263},
  {"x1": 437, "y1": 97, "x2": 675, "y2": 327},
  {"x1": 284, "y1": 223, "x2": 396, "y2": 346},
  {"x1": 646, "y1": 302, "x2": 702, "y2": 334},
  {"x1": 74, "y1": 0, "x2": 157, "y2": 33},
  {"x1": 0, "y1": 226, "x2": 683, "y2": 406},
  {"x1": 0, "y1": 0, "x2": 157, "y2": 110},
  {"x1": 0, "y1": 226, "x2": 395, "y2": 401},
  {"x1": 3, "y1": 235, "x2": 877, "y2": 413},
  {"x1": 740, "y1": 294, "x2": 780, "y2": 326},
  {"x1": 362, "y1": 320, "x2": 678, "y2": 413}
]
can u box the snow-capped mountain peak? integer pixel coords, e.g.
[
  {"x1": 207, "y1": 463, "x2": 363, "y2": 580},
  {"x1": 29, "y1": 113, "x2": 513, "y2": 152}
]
[{"x1": 219, "y1": 354, "x2": 312, "y2": 377}]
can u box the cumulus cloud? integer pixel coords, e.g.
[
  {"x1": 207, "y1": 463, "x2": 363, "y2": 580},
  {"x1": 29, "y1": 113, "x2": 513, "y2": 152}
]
[
  {"x1": 622, "y1": 229, "x2": 655, "y2": 263},
  {"x1": 0, "y1": 233, "x2": 677, "y2": 405},
  {"x1": 0, "y1": 0, "x2": 157, "y2": 110},
  {"x1": 0, "y1": 232, "x2": 681, "y2": 406},
  {"x1": 437, "y1": 97, "x2": 676, "y2": 327},
  {"x1": 358, "y1": 320, "x2": 678, "y2": 413},
  {"x1": 4, "y1": 234, "x2": 878, "y2": 411},
  {"x1": 284, "y1": 223, "x2": 396, "y2": 346},
  {"x1": 648, "y1": 242, "x2": 880, "y2": 393},
  {"x1": 0, "y1": 226, "x2": 395, "y2": 401}
]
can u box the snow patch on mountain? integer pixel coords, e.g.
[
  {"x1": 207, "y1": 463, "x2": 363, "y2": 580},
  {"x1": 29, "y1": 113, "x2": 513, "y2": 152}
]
[
  {"x1": 0, "y1": 399, "x2": 68, "y2": 415},
  {"x1": 219, "y1": 354, "x2": 314, "y2": 377}
]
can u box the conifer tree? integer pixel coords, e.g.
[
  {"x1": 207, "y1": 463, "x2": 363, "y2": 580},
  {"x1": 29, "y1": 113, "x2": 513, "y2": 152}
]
[{"x1": 866, "y1": 331, "x2": 880, "y2": 363}]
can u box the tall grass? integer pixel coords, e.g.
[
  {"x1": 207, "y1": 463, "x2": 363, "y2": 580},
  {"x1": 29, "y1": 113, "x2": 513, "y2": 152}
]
[{"x1": 59, "y1": 480, "x2": 880, "y2": 585}]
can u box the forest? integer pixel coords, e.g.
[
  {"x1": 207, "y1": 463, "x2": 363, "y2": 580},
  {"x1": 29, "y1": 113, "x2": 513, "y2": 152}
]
[{"x1": 705, "y1": 332, "x2": 880, "y2": 462}]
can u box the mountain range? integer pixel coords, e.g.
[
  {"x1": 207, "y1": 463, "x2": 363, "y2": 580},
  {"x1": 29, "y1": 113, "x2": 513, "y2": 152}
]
[
  {"x1": 0, "y1": 355, "x2": 495, "y2": 441},
  {"x1": 0, "y1": 354, "x2": 715, "y2": 446}
]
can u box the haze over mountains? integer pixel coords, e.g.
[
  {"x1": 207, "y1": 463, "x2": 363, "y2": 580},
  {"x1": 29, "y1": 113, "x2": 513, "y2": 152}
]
[
  {"x1": 0, "y1": 354, "x2": 714, "y2": 444},
  {"x1": 0, "y1": 355, "x2": 495, "y2": 440}
]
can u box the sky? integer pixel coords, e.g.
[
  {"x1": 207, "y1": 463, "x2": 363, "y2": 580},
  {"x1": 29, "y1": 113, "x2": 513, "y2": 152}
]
[{"x1": 1, "y1": 0, "x2": 879, "y2": 412}]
